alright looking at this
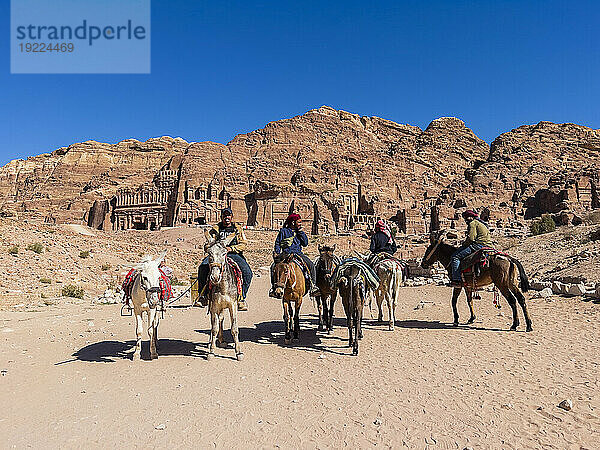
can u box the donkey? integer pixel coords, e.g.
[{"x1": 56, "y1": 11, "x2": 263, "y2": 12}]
[
  {"x1": 315, "y1": 244, "x2": 339, "y2": 333},
  {"x1": 204, "y1": 231, "x2": 244, "y2": 361},
  {"x1": 371, "y1": 257, "x2": 405, "y2": 331},
  {"x1": 421, "y1": 231, "x2": 532, "y2": 331},
  {"x1": 129, "y1": 251, "x2": 166, "y2": 360},
  {"x1": 273, "y1": 254, "x2": 306, "y2": 344},
  {"x1": 337, "y1": 265, "x2": 366, "y2": 356}
]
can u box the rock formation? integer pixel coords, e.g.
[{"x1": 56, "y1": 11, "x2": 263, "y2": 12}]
[{"x1": 0, "y1": 107, "x2": 598, "y2": 235}]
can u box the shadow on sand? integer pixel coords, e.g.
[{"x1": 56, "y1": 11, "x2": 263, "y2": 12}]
[
  {"x1": 195, "y1": 313, "x2": 358, "y2": 356},
  {"x1": 395, "y1": 319, "x2": 512, "y2": 332},
  {"x1": 60, "y1": 338, "x2": 207, "y2": 364}
]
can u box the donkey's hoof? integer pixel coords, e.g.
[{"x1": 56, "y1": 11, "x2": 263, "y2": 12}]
[
  {"x1": 327, "y1": 328, "x2": 333, "y2": 335},
  {"x1": 466, "y1": 317, "x2": 476, "y2": 325},
  {"x1": 452, "y1": 321, "x2": 459, "y2": 327},
  {"x1": 236, "y1": 352, "x2": 244, "y2": 361},
  {"x1": 352, "y1": 349, "x2": 359, "y2": 356},
  {"x1": 318, "y1": 324, "x2": 324, "y2": 331},
  {"x1": 388, "y1": 325, "x2": 394, "y2": 332},
  {"x1": 206, "y1": 352, "x2": 215, "y2": 361},
  {"x1": 150, "y1": 353, "x2": 158, "y2": 360},
  {"x1": 526, "y1": 326, "x2": 533, "y2": 332},
  {"x1": 509, "y1": 326, "x2": 518, "y2": 331},
  {"x1": 284, "y1": 338, "x2": 291, "y2": 345},
  {"x1": 216, "y1": 340, "x2": 228, "y2": 349}
]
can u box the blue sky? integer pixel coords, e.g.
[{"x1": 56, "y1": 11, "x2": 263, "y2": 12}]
[{"x1": 2, "y1": 0, "x2": 599, "y2": 165}]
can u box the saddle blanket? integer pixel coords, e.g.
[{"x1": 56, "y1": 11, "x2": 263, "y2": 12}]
[
  {"x1": 369, "y1": 253, "x2": 409, "y2": 279},
  {"x1": 122, "y1": 268, "x2": 173, "y2": 305},
  {"x1": 331, "y1": 257, "x2": 380, "y2": 291},
  {"x1": 460, "y1": 247, "x2": 509, "y2": 275}
]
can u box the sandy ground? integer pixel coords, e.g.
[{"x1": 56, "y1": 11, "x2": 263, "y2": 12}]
[{"x1": 1, "y1": 276, "x2": 599, "y2": 449}]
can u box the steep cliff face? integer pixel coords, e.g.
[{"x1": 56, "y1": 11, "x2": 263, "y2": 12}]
[
  {"x1": 468, "y1": 121, "x2": 600, "y2": 223},
  {"x1": 0, "y1": 107, "x2": 598, "y2": 232},
  {"x1": 0, "y1": 137, "x2": 189, "y2": 222}
]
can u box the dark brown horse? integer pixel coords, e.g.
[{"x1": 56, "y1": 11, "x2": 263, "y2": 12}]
[
  {"x1": 315, "y1": 244, "x2": 339, "y2": 333},
  {"x1": 421, "y1": 231, "x2": 532, "y2": 331},
  {"x1": 273, "y1": 254, "x2": 306, "y2": 343}
]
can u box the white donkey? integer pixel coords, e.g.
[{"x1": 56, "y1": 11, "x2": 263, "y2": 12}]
[
  {"x1": 372, "y1": 258, "x2": 405, "y2": 331},
  {"x1": 129, "y1": 251, "x2": 166, "y2": 360},
  {"x1": 204, "y1": 231, "x2": 244, "y2": 361}
]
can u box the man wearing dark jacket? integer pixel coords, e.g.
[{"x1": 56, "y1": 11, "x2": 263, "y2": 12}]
[
  {"x1": 269, "y1": 213, "x2": 319, "y2": 297},
  {"x1": 370, "y1": 219, "x2": 397, "y2": 255}
]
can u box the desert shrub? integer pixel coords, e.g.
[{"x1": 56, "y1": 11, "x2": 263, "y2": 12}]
[
  {"x1": 79, "y1": 250, "x2": 90, "y2": 259},
  {"x1": 27, "y1": 242, "x2": 44, "y2": 254},
  {"x1": 101, "y1": 263, "x2": 111, "y2": 271},
  {"x1": 8, "y1": 245, "x2": 19, "y2": 255},
  {"x1": 39, "y1": 277, "x2": 52, "y2": 284},
  {"x1": 530, "y1": 214, "x2": 556, "y2": 236},
  {"x1": 585, "y1": 211, "x2": 600, "y2": 225},
  {"x1": 61, "y1": 284, "x2": 84, "y2": 299}
]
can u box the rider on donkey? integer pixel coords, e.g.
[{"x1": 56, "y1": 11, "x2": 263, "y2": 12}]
[
  {"x1": 370, "y1": 219, "x2": 398, "y2": 255},
  {"x1": 449, "y1": 209, "x2": 492, "y2": 287},
  {"x1": 269, "y1": 213, "x2": 320, "y2": 298},
  {"x1": 197, "y1": 207, "x2": 252, "y2": 311}
]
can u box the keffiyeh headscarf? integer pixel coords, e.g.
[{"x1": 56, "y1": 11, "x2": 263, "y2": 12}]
[{"x1": 376, "y1": 219, "x2": 392, "y2": 243}]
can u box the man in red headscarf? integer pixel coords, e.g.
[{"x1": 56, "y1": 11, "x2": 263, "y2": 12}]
[
  {"x1": 370, "y1": 219, "x2": 397, "y2": 255},
  {"x1": 269, "y1": 212, "x2": 319, "y2": 297}
]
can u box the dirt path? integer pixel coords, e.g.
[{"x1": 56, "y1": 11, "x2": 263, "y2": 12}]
[{"x1": 2, "y1": 277, "x2": 599, "y2": 449}]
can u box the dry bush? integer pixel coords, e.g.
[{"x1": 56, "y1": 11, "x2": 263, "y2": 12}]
[{"x1": 61, "y1": 284, "x2": 84, "y2": 299}]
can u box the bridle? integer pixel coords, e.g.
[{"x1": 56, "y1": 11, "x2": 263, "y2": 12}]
[
  {"x1": 275, "y1": 261, "x2": 297, "y2": 292},
  {"x1": 319, "y1": 254, "x2": 337, "y2": 280},
  {"x1": 136, "y1": 272, "x2": 161, "y2": 306},
  {"x1": 209, "y1": 261, "x2": 225, "y2": 284}
]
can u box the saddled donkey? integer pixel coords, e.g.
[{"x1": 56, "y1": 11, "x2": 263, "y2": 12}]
[
  {"x1": 315, "y1": 244, "x2": 340, "y2": 333},
  {"x1": 371, "y1": 257, "x2": 405, "y2": 331},
  {"x1": 204, "y1": 231, "x2": 244, "y2": 361},
  {"x1": 272, "y1": 254, "x2": 306, "y2": 344},
  {"x1": 336, "y1": 265, "x2": 367, "y2": 356},
  {"x1": 129, "y1": 251, "x2": 167, "y2": 360},
  {"x1": 421, "y1": 231, "x2": 532, "y2": 331}
]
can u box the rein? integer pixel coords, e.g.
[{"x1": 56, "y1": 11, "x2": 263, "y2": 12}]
[{"x1": 422, "y1": 240, "x2": 441, "y2": 266}]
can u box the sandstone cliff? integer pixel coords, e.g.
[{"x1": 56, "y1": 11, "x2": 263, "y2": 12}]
[{"x1": 0, "y1": 106, "x2": 597, "y2": 234}]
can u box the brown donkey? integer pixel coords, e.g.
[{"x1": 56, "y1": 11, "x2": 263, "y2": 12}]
[
  {"x1": 337, "y1": 265, "x2": 366, "y2": 356},
  {"x1": 421, "y1": 231, "x2": 532, "y2": 331},
  {"x1": 315, "y1": 244, "x2": 339, "y2": 333},
  {"x1": 273, "y1": 254, "x2": 306, "y2": 343}
]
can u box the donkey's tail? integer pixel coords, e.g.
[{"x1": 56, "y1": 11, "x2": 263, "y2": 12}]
[{"x1": 511, "y1": 257, "x2": 530, "y2": 292}]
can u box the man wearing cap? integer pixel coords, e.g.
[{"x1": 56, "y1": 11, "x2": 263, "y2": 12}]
[
  {"x1": 449, "y1": 210, "x2": 492, "y2": 286},
  {"x1": 370, "y1": 219, "x2": 397, "y2": 255},
  {"x1": 269, "y1": 213, "x2": 319, "y2": 297},
  {"x1": 197, "y1": 208, "x2": 252, "y2": 311}
]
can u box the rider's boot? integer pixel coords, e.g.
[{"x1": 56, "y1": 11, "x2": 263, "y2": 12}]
[{"x1": 237, "y1": 297, "x2": 248, "y2": 311}]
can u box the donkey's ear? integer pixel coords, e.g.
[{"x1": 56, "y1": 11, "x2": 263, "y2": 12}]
[
  {"x1": 332, "y1": 244, "x2": 336, "y2": 252},
  {"x1": 222, "y1": 233, "x2": 236, "y2": 248},
  {"x1": 204, "y1": 229, "x2": 216, "y2": 244},
  {"x1": 157, "y1": 249, "x2": 167, "y2": 263}
]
